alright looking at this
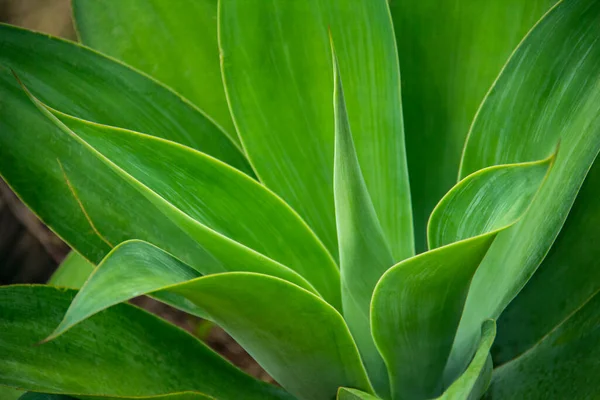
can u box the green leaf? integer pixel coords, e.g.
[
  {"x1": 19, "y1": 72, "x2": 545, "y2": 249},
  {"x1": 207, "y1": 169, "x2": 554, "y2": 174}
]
[
  {"x1": 72, "y1": 0, "x2": 236, "y2": 143},
  {"x1": 220, "y1": 0, "x2": 413, "y2": 261},
  {"x1": 0, "y1": 386, "x2": 24, "y2": 400},
  {"x1": 493, "y1": 155, "x2": 600, "y2": 364},
  {"x1": 337, "y1": 388, "x2": 381, "y2": 400},
  {"x1": 435, "y1": 320, "x2": 495, "y2": 400},
  {"x1": 332, "y1": 39, "x2": 393, "y2": 397},
  {"x1": 0, "y1": 285, "x2": 292, "y2": 400},
  {"x1": 0, "y1": 74, "x2": 338, "y2": 307},
  {"x1": 449, "y1": 0, "x2": 600, "y2": 380},
  {"x1": 48, "y1": 252, "x2": 95, "y2": 289},
  {"x1": 389, "y1": 0, "x2": 556, "y2": 251},
  {"x1": 22, "y1": 391, "x2": 215, "y2": 400},
  {"x1": 371, "y1": 158, "x2": 551, "y2": 400},
  {"x1": 46, "y1": 242, "x2": 373, "y2": 400},
  {"x1": 19, "y1": 394, "x2": 76, "y2": 400},
  {"x1": 0, "y1": 24, "x2": 250, "y2": 175},
  {"x1": 489, "y1": 290, "x2": 600, "y2": 398}
]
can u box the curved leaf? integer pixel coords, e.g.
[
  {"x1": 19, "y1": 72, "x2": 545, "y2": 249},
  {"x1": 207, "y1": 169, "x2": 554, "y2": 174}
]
[
  {"x1": 450, "y1": 0, "x2": 600, "y2": 380},
  {"x1": 435, "y1": 320, "x2": 495, "y2": 400},
  {"x1": 489, "y1": 290, "x2": 600, "y2": 398},
  {"x1": 48, "y1": 252, "x2": 94, "y2": 289},
  {"x1": 0, "y1": 24, "x2": 250, "y2": 174},
  {"x1": 72, "y1": 0, "x2": 236, "y2": 141},
  {"x1": 337, "y1": 388, "x2": 381, "y2": 400},
  {"x1": 389, "y1": 0, "x2": 556, "y2": 251},
  {"x1": 371, "y1": 158, "x2": 551, "y2": 400},
  {"x1": 332, "y1": 40, "x2": 393, "y2": 396},
  {"x1": 220, "y1": 0, "x2": 413, "y2": 261},
  {"x1": 0, "y1": 285, "x2": 291, "y2": 400},
  {"x1": 47, "y1": 244, "x2": 373, "y2": 400},
  {"x1": 0, "y1": 75, "x2": 335, "y2": 307},
  {"x1": 0, "y1": 386, "x2": 24, "y2": 400}
]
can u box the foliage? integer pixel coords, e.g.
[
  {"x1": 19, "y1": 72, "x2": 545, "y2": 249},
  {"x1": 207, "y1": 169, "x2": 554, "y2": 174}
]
[{"x1": 1, "y1": 0, "x2": 600, "y2": 399}]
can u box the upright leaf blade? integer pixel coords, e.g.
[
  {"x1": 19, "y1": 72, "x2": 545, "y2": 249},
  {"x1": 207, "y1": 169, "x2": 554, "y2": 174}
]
[
  {"x1": 0, "y1": 285, "x2": 292, "y2": 400},
  {"x1": 337, "y1": 388, "x2": 381, "y2": 400},
  {"x1": 220, "y1": 0, "x2": 413, "y2": 261},
  {"x1": 72, "y1": 0, "x2": 237, "y2": 142},
  {"x1": 389, "y1": 0, "x2": 556, "y2": 251},
  {"x1": 450, "y1": 0, "x2": 600, "y2": 379},
  {"x1": 332, "y1": 38, "x2": 394, "y2": 397},
  {"x1": 0, "y1": 24, "x2": 250, "y2": 174},
  {"x1": 371, "y1": 158, "x2": 551, "y2": 400},
  {"x1": 48, "y1": 252, "x2": 94, "y2": 289}
]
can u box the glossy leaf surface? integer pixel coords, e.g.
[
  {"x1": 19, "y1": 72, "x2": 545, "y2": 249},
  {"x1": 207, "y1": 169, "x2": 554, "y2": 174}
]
[
  {"x1": 390, "y1": 0, "x2": 556, "y2": 250},
  {"x1": 435, "y1": 320, "x2": 495, "y2": 400},
  {"x1": 0, "y1": 24, "x2": 249, "y2": 174},
  {"x1": 72, "y1": 0, "x2": 236, "y2": 141},
  {"x1": 332, "y1": 40, "x2": 393, "y2": 396},
  {"x1": 0, "y1": 285, "x2": 291, "y2": 400},
  {"x1": 371, "y1": 158, "x2": 550, "y2": 400},
  {"x1": 220, "y1": 0, "x2": 413, "y2": 261},
  {"x1": 450, "y1": 0, "x2": 600, "y2": 379},
  {"x1": 48, "y1": 244, "x2": 373, "y2": 400}
]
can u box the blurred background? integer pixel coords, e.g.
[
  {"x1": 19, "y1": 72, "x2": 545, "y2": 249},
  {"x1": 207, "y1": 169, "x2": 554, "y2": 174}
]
[{"x1": 0, "y1": 0, "x2": 271, "y2": 382}]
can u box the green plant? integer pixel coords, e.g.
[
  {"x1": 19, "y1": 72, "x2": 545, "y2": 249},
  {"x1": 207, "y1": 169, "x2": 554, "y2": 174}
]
[{"x1": 1, "y1": 0, "x2": 599, "y2": 399}]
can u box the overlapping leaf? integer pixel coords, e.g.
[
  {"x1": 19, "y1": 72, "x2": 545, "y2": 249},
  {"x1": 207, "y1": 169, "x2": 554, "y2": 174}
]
[
  {"x1": 0, "y1": 24, "x2": 249, "y2": 174},
  {"x1": 48, "y1": 252, "x2": 95, "y2": 289},
  {"x1": 46, "y1": 242, "x2": 373, "y2": 400},
  {"x1": 371, "y1": 157, "x2": 552, "y2": 400},
  {"x1": 332, "y1": 39, "x2": 393, "y2": 396},
  {"x1": 389, "y1": 0, "x2": 556, "y2": 251},
  {"x1": 449, "y1": 0, "x2": 600, "y2": 380},
  {"x1": 337, "y1": 388, "x2": 381, "y2": 400},
  {"x1": 72, "y1": 0, "x2": 236, "y2": 141},
  {"x1": 220, "y1": 0, "x2": 413, "y2": 261},
  {"x1": 0, "y1": 285, "x2": 291, "y2": 400}
]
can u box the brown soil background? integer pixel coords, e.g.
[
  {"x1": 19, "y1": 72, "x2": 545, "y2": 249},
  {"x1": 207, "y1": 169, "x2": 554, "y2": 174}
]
[{"x1": 0, "y1": 0, "x2": 272, "y2": 383}]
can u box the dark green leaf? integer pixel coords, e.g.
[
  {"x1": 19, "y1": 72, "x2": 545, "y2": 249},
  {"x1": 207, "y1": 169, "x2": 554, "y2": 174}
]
[
  {"x1": 337, "y1": 388, "x2": 381, "y2": 400},
  {"x1": 0, "y1": 285, "x2": 292, "y2": 400}
]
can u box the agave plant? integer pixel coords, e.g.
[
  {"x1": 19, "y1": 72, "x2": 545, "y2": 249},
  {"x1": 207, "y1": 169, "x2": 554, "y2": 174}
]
[{"x1": 1, "y1": 0, "x2": 600, "y2": 399}]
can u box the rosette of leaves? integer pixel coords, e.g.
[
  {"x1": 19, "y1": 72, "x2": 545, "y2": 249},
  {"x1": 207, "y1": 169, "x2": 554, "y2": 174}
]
[{"x1": 1, "y1": 0, "x2": 600, "y2": 399}]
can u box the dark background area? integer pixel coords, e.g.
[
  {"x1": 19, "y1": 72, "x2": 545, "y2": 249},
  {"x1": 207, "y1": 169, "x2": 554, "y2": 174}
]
[{"x1": 0, "y1": 0, "x2": 272, "y2": 382}]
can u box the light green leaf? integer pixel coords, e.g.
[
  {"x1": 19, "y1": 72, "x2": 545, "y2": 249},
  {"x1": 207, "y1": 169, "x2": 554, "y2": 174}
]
[
  {"x1": 371, "y1": 158, "x2": 551, "y2": 400},
  {"x1": 435, "y1": 320, "x2": 495, "y2": 400},
  {"x1": 220, "y1": 0, "x2": 413, "y2": 261},
  {"x1": 489, "y1": 290, "x2": 600, "y2": 398},
  {"x1": 48, "y1": 252, "x2": 94, "y2": 289},
  {"x1": 493, "y1": 155, "x2": 600, "y2": 364},
  {"x1": 0, "y1": 74, "x2": 337, "y2": 307},
  {"x1": 389, "y1": 0, "x2": 556, "y2": 251},
  {"x1": 337, "y1": 388, "x2": 381, "y2": 400},
  {"x1": 332, "y1": 39, "x2": 393, "y2": 397},
  {"x1": 72, "y1": 0, "x2": 236, "y2": 142},
  {"x1": 0, "y1": 285, "x2": 292, "y2": 400},
  {"x1": 449, "y1": 0, "x2": 600, "y2": 380},
  {"x1": 47, "y1": 242, "x2": 373, "y2": 400},
  {"x1": 0, "y1": 386, "x2": 24, "y2": 400},
  {"x1": 0, "y1": 24, "x2": 250, "y2": 175}
]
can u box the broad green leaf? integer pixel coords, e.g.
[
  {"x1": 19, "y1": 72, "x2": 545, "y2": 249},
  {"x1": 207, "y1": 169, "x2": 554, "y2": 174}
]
[
  {"x1": 0, "y1": 285, "x2": 291, "y2": 400},
  {"x1": 489, "y1": 289, "x2": 600, "y2": 398},
  {"x1": 449, "y1": 0, "x2": 600, "y2": 380},
  {"x1": 0, "y1": 75, "x2": 337, "y2": 307},
  {"x1": 435, "y1": 320, "x2": 495, "y2": 400},
  {"x1": 220, "y1": 0, "x2": 413, "y2": 261},
  {"x1": 337, "y1": 388, "x2": 381, "y2": 400},
  {"x1": 389, "y1": 0, "x2": 556, "y2": 251},
  {"x1": 72, "y1": 0, "x2": 236, "y2": 142},
  {"x1": 493, "y1": 155, "x2": 600, "y2": 364},
  {"x1": 47, "y1": 244, "x2": 374, "y2": 400},
  {"x1": 1, "y1": 386, "x2": 24, "y2": 400},
  {"x1": 48, "y1": 252, "x2": 94, "y2": 289},
  {"x1": 332, "y1": 40, "x2": 393, "y2": 397},
  {"x1": 19, "y1": 394, "x2": 76, "y2": 400},
  {"x1": 0, "y1": 24, "x2": 250, "y2": 175},
  {"x1": 371, "y1": 158, "x2": 551, "y2": 400}
]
